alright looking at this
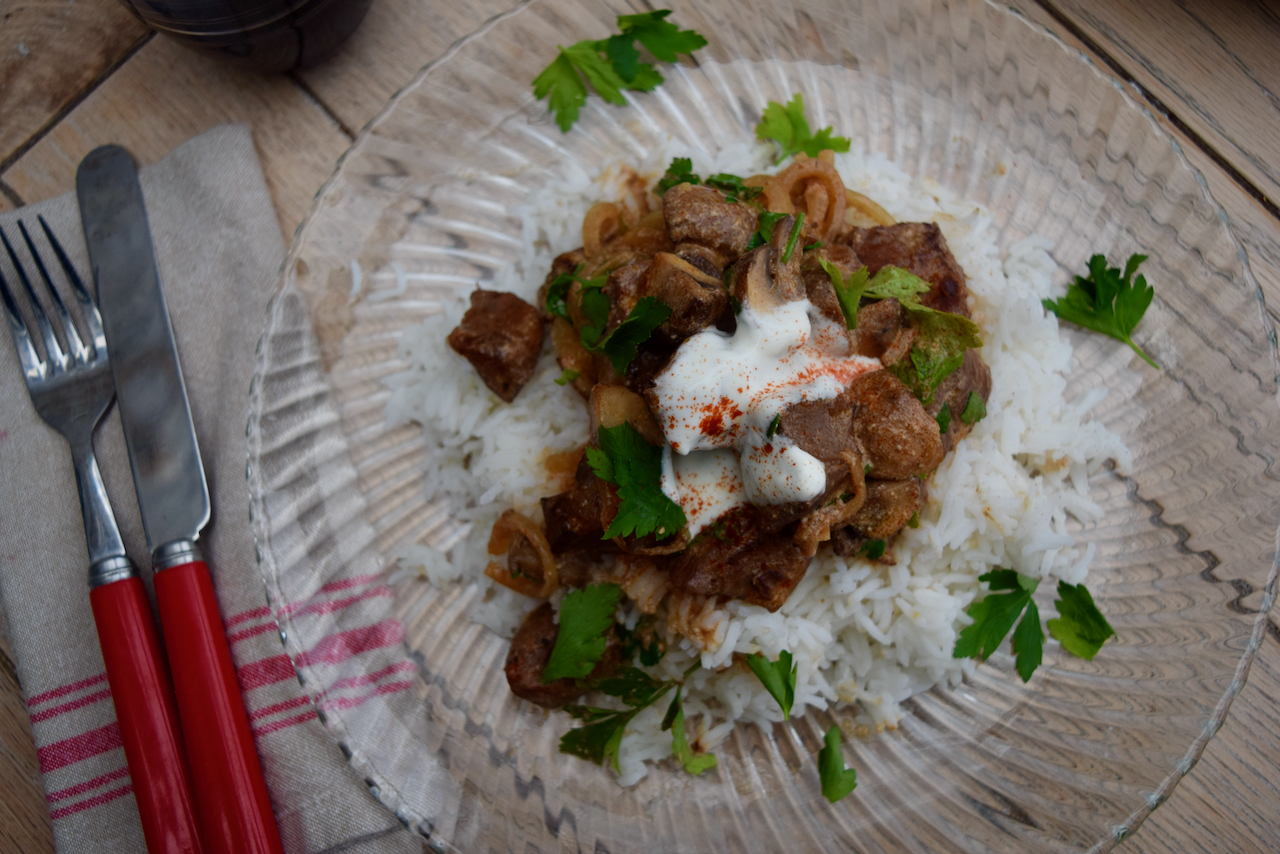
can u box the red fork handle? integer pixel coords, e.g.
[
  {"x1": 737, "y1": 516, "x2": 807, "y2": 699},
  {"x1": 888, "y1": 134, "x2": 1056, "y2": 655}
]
[
  {"x1": 154, "y1": 560, "x2": 284, "y2": 854},
  {"x1": 89, "y1": 575, "x2": 204, "y2": 854}
]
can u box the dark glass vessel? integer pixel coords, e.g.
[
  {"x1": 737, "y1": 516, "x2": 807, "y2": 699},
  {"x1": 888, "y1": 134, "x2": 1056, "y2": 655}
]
[{"x1": 119, "y1": 0, "x2": 372, "y2": 73}]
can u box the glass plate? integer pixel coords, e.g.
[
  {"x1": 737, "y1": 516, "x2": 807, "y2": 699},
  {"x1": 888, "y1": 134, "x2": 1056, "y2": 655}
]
[{"x1": 246, "y1": 1, "x2": 1280, "y2": 850}]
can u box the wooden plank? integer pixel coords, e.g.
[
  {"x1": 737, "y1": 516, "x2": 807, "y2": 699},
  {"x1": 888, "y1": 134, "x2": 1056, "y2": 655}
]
[
  {"x1": 1004, "y1": 6, "x2": 1280, "y2": 849},
  {"x1": 0, "y1": 644, "x2": 52, "y2": 854},
  {"x1": 296, "y1": 0, "x2": 519, "y2": 134},
  {"x1": 1, "y1": 36, "x2": 350, "y2": 239},
  {"x1": 0, "y1": 0, "x2": 149, "y2": 168},
  {"x1": 1033, "y1": 0, "x2": 1280, "y2": 210}
]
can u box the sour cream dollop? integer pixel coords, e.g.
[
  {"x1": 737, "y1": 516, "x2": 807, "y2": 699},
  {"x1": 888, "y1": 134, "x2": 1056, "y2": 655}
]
[{"x1": 654, "y1": 299, "x2": 879, "y2": 526}]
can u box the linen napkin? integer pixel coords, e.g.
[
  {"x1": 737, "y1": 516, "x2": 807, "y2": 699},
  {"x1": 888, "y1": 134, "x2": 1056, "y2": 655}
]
[{"x1": 0, "y1": 125, "x2": 422, "y2": 853}]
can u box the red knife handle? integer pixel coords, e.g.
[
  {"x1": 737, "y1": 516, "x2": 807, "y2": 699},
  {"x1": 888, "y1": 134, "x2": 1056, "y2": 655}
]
[
  {"x1": 154, "y1": 560, "x2": 284, "y2": 854},
  {"x1": 89, "y1": 576, "x2": 204, "y2": 854}
]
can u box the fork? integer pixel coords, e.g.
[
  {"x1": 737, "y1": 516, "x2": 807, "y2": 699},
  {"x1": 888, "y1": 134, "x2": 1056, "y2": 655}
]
[{"x1": 0, "y1": 218, "x2": 205, "y2": 854}]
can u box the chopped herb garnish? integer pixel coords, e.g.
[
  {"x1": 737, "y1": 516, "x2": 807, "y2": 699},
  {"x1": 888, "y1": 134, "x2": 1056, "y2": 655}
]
[
  {"x1": 907, "y1": 511, "x2": 920, "y2": 529},
  {"x1": 561, "y1": 663, "x2": 703, "y2": 771},
  {"x1": 858, "y1": 539, "x2": 886, "y2": 560},
  {"x1": 755, "y1": 93, "x2": 852, "y2": 164},
  {"x1": 709, "y1": 520, "x2": 730, "y2": 542},
  {"x1": 618, "y1": 618, "x2": 665, "y2": 666},
  {"x1": 664, "y1": 686, "x2": 717, "y2": 775},
  {"x1": 805, "y1": 241, "x2": 825, "y2": 251},
  {"x1": 597, "y1": 296, "x2": 672, "y2": 374},
  {"x1": 818, "y1": 726, "x2": 858, "y2": 802},
  {"x1": 555, "y1": 369, "x2": 581, "y2": 386},
  {"x1": 746, "y1": 211, "x2": 788, "y2": 250},
  {"x1": 577, "y1": 278, "x2": 612, "y2": 346},
  {"x1": 543, "y1": 583, "x2": 623, "y2": 682},
  {"x1": 656, "y1": 156, "x2": 700, "y2": 195},
  {"x1": 952, "y1": 569, "x2": 1042, "y2": 683},
  {"x1": 766, "y1": 414, "x2": 781, "y2": 439},
  {"x1": 959, "y1": 391, "x2": 986, "y2": 425},
  {"x1": 781, "y1": 212, "x2": 804, "y2": 263},
  {"x1": 588, "y1": 422, "x2": 687, "y2": 540},
  {"x1": 545, "y1": 265, "x2": 606, "y2": 320},
  {"x1": 533, "y1": 11, "x2": 707, "y2": 132},
  {"x1": 705, "y1": 173, "x2": 763, "y2": 201},
  {"x1": 745, "y1": 650, "x2": 796, "y2": 719},
  {"x1": 935, "y1": 403, "x2": 952, "y2": 434},
  {"x1": 1042, "y1": 253, "x2": 1157, "y2": 369},
  {"x1": 1046, "y1": 581, "x2": 1115, "y2": 660}
]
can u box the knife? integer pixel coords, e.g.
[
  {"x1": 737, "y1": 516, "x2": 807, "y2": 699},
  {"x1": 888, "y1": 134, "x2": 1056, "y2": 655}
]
[{"x1": 77, "y1": 144, "x2": 284, "y2": 854}]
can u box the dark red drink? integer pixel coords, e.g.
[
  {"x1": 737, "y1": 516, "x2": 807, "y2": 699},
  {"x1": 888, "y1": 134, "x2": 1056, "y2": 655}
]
[{"x1": 119, "y1": 0, "x2": 372, "y2": 73}]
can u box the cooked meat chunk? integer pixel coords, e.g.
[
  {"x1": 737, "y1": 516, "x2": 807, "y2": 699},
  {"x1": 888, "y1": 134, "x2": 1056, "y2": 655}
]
[
  {"x1": 801, "y1": 244, "x2": 861, "y2": 326},
  {"x1": 536, "y1": 248, "x2": 588, "y2": 319},
  {"x1": 845, "y1": 369, "x2": 944, "y2": 480},
  {"x1": 778, "y1": 394, "x2": 855, "y2": 464},
  {"x1": 663, "y1": 184, "x2": 758, "y2": 260},
  {"x1": 849, "y1": 298, "x2": 916, "y2": 366},
  {"x1": 926, "y1": 348, "x2": 992, "y2": 455},
  {"x1": 676, "y1": 242, "x2": 730, "y2": 278},
  {"x1": 604, "y1": 261, "x2": 649, "y2": 329},
  {"x1": 847, "y1": 222, "x2": 971, "y2": 317},
  {"x1": 848, "y1": 479, "x2": 926, "y2": 540},
  {"x1": 670, "y1": 511, "x2": 811, "y2": 612},
  {"x1": 644, "y1": 252, "x2": 729, "y2": 343},
  {"x1": 731, "y1": 215, "x2": 806, "y2": 312},
  {"x1": 622, "y1": 339, "x2": 676, "y2": 394},
  {"x1": 447, "y1": 289, "x2": 545, "y2": 402},
  {"x1": 541, "y1": 456, "x2": 607, "y2": 552},
  {"x1": 504, "y1": 602, "x2": 621, "y2": 708}
]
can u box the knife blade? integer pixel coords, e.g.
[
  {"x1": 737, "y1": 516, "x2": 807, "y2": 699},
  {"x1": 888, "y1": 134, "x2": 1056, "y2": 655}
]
[{"x1": 78, "y1": 144, "x2": 284, "y2": 854}]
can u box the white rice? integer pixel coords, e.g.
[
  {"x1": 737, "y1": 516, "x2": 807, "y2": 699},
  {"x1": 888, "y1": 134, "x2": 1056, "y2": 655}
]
[{"x1": 384, "y1": 140, "x2": 1130, "y2": 785}]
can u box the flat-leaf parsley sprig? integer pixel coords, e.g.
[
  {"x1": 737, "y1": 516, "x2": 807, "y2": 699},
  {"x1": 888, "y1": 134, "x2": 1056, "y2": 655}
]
[
  {"x1": 756, "y1": 93, "x2": 851, "y2": 163},
  {"x1": 587, "y1": 422, "x2": 687, "y2": 541},
  {"x1": 952, "y1": 569, "x2": 1115, "y2": 682},
  {"x1": 1042, "y1": 253, "x2": 1158, "y2": 369},
  {"x1": 533, "y1": 11, "x2": 707, "y2": 132}
]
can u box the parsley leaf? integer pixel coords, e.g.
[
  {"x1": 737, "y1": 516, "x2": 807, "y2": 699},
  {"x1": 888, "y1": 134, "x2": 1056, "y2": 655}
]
[
  {"x1": 959, "y1": 391, "x2": 986, "y2": 425},
  {"x1": 766, "y1": 414, "x2": 781, "y2": 439},
  {"x1": 532, "y1": 53, "x2": 590, "y2": 133},
  {"x1": 545, "y1": 266, "x2": 606, "y2": 322},
  {"x1": 578, "y1": 280, "x2": 611, "y2": 347},
  {"x1": 935, "y1": 403, "x2": 952, "y2": 434},
  {"x1": 656, "y1": 156, "x2": 700, "y2": 195},
  {"x1": 590, "y1": 422, "x2": 687, "y2": 540},
  {"x1": 907, "y1": 511, "x2": 920, "y2": 529},
  {"x1": 1047, "y1": 581, "x2": 1115, "y2": 660},
  {"x1": 561, "y1": 664, "x2": 705, "y2": 772},
  {"x1": 859, "y1": 539, "x2": 886, "y2": 560},
  {"x1": 745, "y1": 650, "x2": 796, "y2": 719},
  {"x1": 952, "y1": 569, "x2": 1043, "y2": 683},
  {"x1": 755, "y1": 93, "x2": 852, "y2": 164},
  {"x1": 598, "y1": 296, "x2": 672, "y2": 374},
  {"x1": 664, "y1": 686, "x2": 717, "y2": 775},
  {"x1": 782, "y1": 212, "x2": 805, "y2": 262},
  {"x1": 543, "y1": 583, "x2": 622, "y2": 682},
  {"x1": 818, "y1": 726, "x2": 858, "y2": 802},
  {"x1": 819, "y1": 258, "x2": 871, "y2": 329},
  {"x1": 1042, "y1": 253, "x2": 1158, "y2": 369},
  {"x1": 746, "y1": 211, "x2": 788, "y2": 251},
  {"x1": 533, "y1": 11, "x2": 707, "y2": 132},
  {"x1": 555, "y1": 369, "x2": 581, "y2": 386}
]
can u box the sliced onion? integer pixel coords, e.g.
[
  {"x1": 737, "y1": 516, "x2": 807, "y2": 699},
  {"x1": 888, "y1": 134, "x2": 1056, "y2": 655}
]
[{"x1": 485, "y1": 509, "x2": 559, "y2": 598}]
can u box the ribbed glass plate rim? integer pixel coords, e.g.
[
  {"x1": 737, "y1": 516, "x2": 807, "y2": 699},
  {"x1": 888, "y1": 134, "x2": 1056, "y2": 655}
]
[{"x1": 247, "y1": 1, "x2": 1280, "y2": 849}]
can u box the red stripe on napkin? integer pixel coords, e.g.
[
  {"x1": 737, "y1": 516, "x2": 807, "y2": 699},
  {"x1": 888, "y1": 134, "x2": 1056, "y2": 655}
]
[
  {"x1": 48, "y1": 784, "x2": 134, "y2": 820},
  {"x1": 27, "y1": 673, "x2": 108, "y2": 707},
  {"x1": 47, "y1": 767, "x2": 131, "y2": 804},
  {"x1": 38, "y1": 723, "x2": 123, "y2": 773},
  {"x1": 29, "y1": 689, "x2": 113, "y2": 723}
]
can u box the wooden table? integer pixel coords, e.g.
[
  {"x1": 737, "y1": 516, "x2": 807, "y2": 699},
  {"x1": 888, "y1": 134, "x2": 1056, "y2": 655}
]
[{"x1": 1, "y1": 1, "x2": 1277, "y2": 851}]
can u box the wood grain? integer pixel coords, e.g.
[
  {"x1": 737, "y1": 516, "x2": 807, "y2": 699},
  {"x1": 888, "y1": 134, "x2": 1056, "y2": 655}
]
[
  {"x1": 0, "y1": 0, "x2": 149, "y2": 168},
  {"x1": 296, "y1": 0, "x2": 519, "y2": 134},
  {"x1": 0, "y1": 642, "x2": 52, "y2": 854},
  {"x1": 0, "y1": 36, "x2": 350, "y2": 239},
  {"x1": 1033, "y1": 0, "x2": 1280, "y2": 210}
]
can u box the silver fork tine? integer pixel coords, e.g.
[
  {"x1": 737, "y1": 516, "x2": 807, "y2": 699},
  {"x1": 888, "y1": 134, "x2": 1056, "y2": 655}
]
[
  {"x1": 0, "y1": 226, "x2": 66, "y2": 373},
  {"x1": 18, "y1": 220, "x2": 88, "y2": 365},
  {"x1": 38, "y1": 214, "x2": 105, "y2": 357},
  {"x1": 0, "y1": 263, "x2": 45, "y2": 383}
]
